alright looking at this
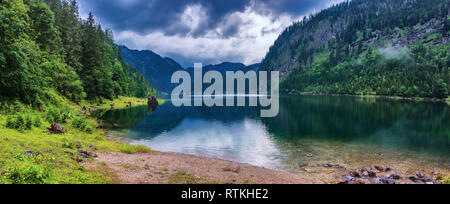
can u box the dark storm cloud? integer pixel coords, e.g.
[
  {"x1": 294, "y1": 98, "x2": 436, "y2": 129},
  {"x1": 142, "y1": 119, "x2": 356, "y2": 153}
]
[
  {"x1": 78, "y1": 0, "x2": 250, "y2": 37},
  {"x1": 255, "y1": 0, "x2": 339, "y2": 16},
  {"x1": 78, "y1": 0, "x2": 340, "y2": 38}
]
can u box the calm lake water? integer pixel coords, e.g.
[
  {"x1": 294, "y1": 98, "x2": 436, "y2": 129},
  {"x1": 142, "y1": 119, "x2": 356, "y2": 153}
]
[{"x1": 98, "y1": 96, "x2": 450, "y2": 181}]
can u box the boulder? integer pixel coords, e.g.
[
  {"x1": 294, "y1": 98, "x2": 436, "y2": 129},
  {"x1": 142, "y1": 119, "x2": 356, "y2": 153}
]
[
  {"x1": 374, "y1": 166, "x2": 385, "y2": 172},
  {"x1": 23, "y1": 151, "x2": 41, "y2": 156},
  {"x1": 48, "y1": 122, "x2": 65, "y2": 134},
  {"x1": 351, "y1": 171, "x2": 361, "y2": 178},
  {"x1": 77, "y1": 150, "x2": 97, "y2": 159},
  {"x1": 388, "y1": 174, "x2": 403, "y2": 180},
  {"x1": 298, "y1": 163, "x2": 308, "y2": 168},
  {"x1": 148, "y1": 94, "x2": 159, "y2": 111}
]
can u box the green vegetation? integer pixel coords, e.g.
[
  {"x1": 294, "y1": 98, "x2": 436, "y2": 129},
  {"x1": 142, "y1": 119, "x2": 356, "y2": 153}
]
[
  {"x1": 261, "y1": 0, "x2": 449, "y2": 99},
  {"x1": 1, "y1": 0, "x2": 155, "y2": 106},
  {"x1": 168, "y1": 170, "x2": 204, "y2": 184},
  {"x1": 444, "y1": 177, "x2": 450, "y2": 184},
  {"x1": 0, "y1": 0, "x2": 159, "y2": 184},
  {"x1": 0, "y1": 95, "x2": 156, "y2": 184}
]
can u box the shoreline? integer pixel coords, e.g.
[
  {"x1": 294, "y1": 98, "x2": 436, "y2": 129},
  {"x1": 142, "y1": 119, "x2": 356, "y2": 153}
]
[
  {"x1": 98, "y1": 128, "x2": 311, "y2": 184},
  {"x1": 288, "y1": 92, "x2": 450, "y2": 104},
  {"x1": 87, "y1": 97, "x2": 449, "y2": 184},
  {"x1": 84, "y1": 151, "x2": 311, "y2": 184}
]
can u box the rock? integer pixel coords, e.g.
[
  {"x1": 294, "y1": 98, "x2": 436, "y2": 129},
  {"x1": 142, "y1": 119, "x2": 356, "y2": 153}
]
[
  {"x1": 362, "y1": 171, "x2": 369, "y2": 177},
  {"x1": 416, "y1": 174, "x2": 424, "y2": 178},
  {"x1": 355, "y1": 179, "x2": 366, "y2": 184},
  {"x1": 75, "y1": 157, "x2": 83, "y2": 163},
  {"x1": 148, "y1": 94, "x2": 159, "y2": 112},
  {"x1": 48, "y1": 122, "x2": 64, "y2": 134},
  {"x1": 422, "y1": 176, "x2": 433, "y2": 182},
  {"x1": 370, "y1": 168, "x2": 380, "y2": 174},
  {"x1": 381, "y1": 179, "x2": 396, "y2": 184},
  {"x1": 409, "y1": 176, "x2": 423, "y2": 183},
  {"x1": 425, "y1": 182, "x2": 434, "y2": 185},
  {"x1": 325, "y1": 163, "x2": 334, "y2": 168},
  {"x1": 23, "y1": 151, "x2": 41, "y2": 156},
  {"x1": 374, "y1": 166, "x2": 385, "y2": 172},
  {"x1": 389, "y1": 174, "x2": 403, "y2": 180},
  {"x1": 77, "y1": 150, "x2": 97, "y2": 159},
  {"x1": 351, "y1": 171, "x2": 361, "y2": 178},
  {"x1": 368, "y1": 171, "x2": 377, "y2": 177},
  {"x1": 385, "y1": 167, "x2": 392, "y2": 172},
  {"x1": 337, "y1": 180, "x2": 349, "y2": 184},
  {"x1": 344, "y1": 176, "x2": 354, "y2": 180},
  {"x1": 298, "y1": 163, "x2": 308, "y2": 168},
  {"x1": 88, "y1": 144, "x2": 95, "y2": 150},
  {"x1": 432, "y1": 172, "x2": 439, "y2": 175}
]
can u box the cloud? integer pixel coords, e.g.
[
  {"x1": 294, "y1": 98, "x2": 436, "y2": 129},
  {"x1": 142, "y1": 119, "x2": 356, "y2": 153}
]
[
  {"x1": 114, "y1": 5, "x2": 293, "y2": 67},
  {"x1": 77, "y1": 0, "x2": 346, "y2": 67}
]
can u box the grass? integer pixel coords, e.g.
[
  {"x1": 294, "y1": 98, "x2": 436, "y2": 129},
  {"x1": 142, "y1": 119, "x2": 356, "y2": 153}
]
[
  {"x1": 443, "y1": 177, "x2": 450, "y2": 184},
  {"x1": 0, "y1": 94, "x2": 160, "y2": 184},
  {"x1": 168, "y1": 170, "x2": 204, "y2": 184},
  {"x1": 79, "y1": 96, "x2": 165, "y2": 110},
  {"x1": 119, "y1": 145, "x2": 153, "y2": 154}
]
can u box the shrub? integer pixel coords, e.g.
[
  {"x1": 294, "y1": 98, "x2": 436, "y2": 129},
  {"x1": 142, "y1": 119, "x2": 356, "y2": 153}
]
[
  {"x1": 33, "y1": 116, "x2": 42, "y2": 127},
  {"x1": 5, "y1": 115, "x2": 14, "y2": 129},
  {"x1": 45, "y1": 106, "x2": 62, "y2": 123},
  {"x1": 25, "y1": 115, "x2": 33, "y2": 130},
  {"x1": 72, "y1": 116, "x2": 93, "y2": 133},
  {"x1": 5, "y1": 164, "x2": 51, "y2": 184},
  {"x1": 5, "y1": 114, "x2": 31, "y2": 132},
  {"x1": 61, "y1": 138, "x2": 74, "y2": 149}
]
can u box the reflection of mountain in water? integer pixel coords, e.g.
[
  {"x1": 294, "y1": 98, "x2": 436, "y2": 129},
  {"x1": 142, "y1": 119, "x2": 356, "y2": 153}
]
[
  {"x1": 98, "y1": 96, "x2": 450, "y2": 157},
  {"x1": 262, "y1": 96, "x2": 450, "y2": 155},
  {"x1": 128, "y1": 101, "x2": 263, "y2": 140}
]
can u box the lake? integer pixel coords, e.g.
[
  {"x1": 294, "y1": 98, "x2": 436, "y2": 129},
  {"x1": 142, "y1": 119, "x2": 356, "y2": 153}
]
[{"x1": 97, "y1": 95, "x2": 450, "y2": 182}]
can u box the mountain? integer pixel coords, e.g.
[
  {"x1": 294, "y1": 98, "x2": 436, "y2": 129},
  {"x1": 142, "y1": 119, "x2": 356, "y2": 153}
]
[
  {"x1": 119, "y1": 45, "x2": 183, "y2": 93},
  {"x1": 120, "y1": 46, "x2": 260, "y2": 93},
  {"x1": 186, "y1": 62, "x2": 260, "y2": 74},
  {"x1": 261, "y1": 0, "x2": 449, "y2": 99}
]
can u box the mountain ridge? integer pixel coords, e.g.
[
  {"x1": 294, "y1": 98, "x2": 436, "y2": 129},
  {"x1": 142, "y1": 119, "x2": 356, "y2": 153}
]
[
  {"x1": 120, "y1": 46, "x2": 260, "y2": 93},
  {"x1": 261, "y1": 0, "x2": 449, "y2": 98}
]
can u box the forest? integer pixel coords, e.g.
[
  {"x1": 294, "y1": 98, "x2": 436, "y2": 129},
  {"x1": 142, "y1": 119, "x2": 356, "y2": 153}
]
[
  {"x1": 1, "y1": 0, "x2": 154, "y2": 106},
  {"x1": 260, "y1": 0, "x2": 449, "y2": 99}
]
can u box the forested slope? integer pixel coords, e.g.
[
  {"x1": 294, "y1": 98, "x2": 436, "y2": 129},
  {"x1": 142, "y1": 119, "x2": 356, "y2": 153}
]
[
  {"x1": 0, "y1": 0, "x2": 154, "y2": 106},
  {"x1": 261, "y1": 0, "x2": 449, "y2": 99}
]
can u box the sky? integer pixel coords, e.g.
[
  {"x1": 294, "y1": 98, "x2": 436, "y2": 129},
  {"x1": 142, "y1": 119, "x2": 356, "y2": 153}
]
[{"x1": 77, "y1": 0, "x2": 345, "y2": 67}]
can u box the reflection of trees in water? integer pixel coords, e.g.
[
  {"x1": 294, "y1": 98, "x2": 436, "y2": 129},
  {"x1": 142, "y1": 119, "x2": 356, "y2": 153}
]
[
  {"x1": 93, "y1": 106, "x2": 150, "y2": 129},
  {"x1": 261, "y1": 96, "x2": 449, "y2": 155},
  {"x1": 128, "y1": 103, "x2": 262, "y2": 139},
  {"x1": 96, "y1": 96, "x2": 449, "y2": 156}
]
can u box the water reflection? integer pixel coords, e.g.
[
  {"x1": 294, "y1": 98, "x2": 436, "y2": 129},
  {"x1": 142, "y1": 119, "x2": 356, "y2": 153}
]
[{"x1": 98, "y1": 96, "x2": 449, "y2": 170}]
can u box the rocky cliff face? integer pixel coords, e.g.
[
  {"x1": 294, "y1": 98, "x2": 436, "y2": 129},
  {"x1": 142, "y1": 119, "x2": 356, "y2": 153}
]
[
  {"x1": 261, "y1": 0, "x2": 449, "y2": 77},
  {"x1": 259, "y1": 0, "x2": 449, "y2": 98}
]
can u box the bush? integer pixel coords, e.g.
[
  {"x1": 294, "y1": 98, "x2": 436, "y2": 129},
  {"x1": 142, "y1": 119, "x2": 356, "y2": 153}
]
[
  {"x1": 5, "y1": 113, "x2": 43, "y2": 132},
  {"x1": 5, "y1": 114, "x2": 31, "y2": 132},
  {"x1": 4, "y1": 163, "x2": 51, "y2": 184},
  {"x1": 33, "y1": 116, "x2": 42, "y2": 127},
  {"x1": 72, "y1": 116, "x2": 93, "y2": 133},
  {"x1": 45, "y1": 106, "x2": 63, "y2": 123},
  {"x1": 25, "y1": 115, "x2": 33, "y2": 130}
]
